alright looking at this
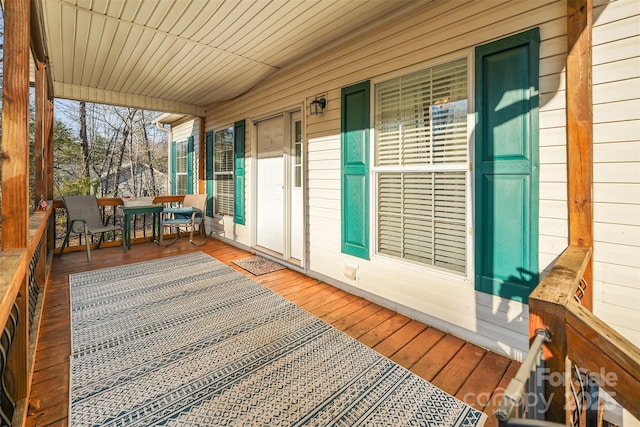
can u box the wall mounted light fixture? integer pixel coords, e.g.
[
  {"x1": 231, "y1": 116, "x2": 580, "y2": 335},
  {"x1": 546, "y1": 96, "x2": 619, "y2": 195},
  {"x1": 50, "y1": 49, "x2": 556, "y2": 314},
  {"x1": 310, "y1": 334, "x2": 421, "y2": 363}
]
[{"x1": 309, "y1": 96, "x2": 327, "y2": 115}]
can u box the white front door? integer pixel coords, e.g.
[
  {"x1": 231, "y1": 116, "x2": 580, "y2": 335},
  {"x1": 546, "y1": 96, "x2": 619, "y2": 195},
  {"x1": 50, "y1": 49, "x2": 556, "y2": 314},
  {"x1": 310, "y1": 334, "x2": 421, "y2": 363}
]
[
  {"x1": 255, "y1": 111, "x2": 304, "y2": 262},
  {"x1": 256, "y1": 116, "x2": 285, "y2": 254}
]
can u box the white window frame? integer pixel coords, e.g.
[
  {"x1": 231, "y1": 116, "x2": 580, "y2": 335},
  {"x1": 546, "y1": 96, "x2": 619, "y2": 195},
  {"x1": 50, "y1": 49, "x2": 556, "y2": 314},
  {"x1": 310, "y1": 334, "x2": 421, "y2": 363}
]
[
  {"x1": 370, "y1": 52, "x2": 475, "y2": 280},
  {"x1": 174, "y1": 139, "x2": 190, "y2": 195}
]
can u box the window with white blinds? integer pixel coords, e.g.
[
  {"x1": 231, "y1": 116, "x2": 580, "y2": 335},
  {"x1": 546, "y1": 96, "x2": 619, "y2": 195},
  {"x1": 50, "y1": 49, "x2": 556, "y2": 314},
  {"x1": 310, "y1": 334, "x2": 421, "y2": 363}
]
[
  {"x1": 374, "y1": 58, "x2": 468, "y2": 274},
  {"x1": 175, "y1": 140, "x2": 189, "y2": 195},
  {"x1": 214, "y1": 126, "x2": 234, "y2": 216}
]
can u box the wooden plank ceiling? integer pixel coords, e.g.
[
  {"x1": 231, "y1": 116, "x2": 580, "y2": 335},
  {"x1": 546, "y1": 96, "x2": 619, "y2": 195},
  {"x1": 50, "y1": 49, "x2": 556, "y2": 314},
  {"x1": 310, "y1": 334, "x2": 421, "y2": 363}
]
[{"x1": 39, "y1": 0, "x2": 423, "y2": 115}]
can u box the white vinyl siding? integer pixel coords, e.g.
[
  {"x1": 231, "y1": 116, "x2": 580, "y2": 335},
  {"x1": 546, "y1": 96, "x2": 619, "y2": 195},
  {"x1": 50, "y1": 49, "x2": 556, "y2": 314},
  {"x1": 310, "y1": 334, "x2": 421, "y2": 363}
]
[
  {"x1": 214, "y1": 127, "x2": 234, "y2": 216},
  {"x1": 374, "y1": 58, "x2": 468, "y2": 274},
  {"x1": 205, "y1": 0, "x2": 575, "y2": 357},
  {"x1": 591, "y1": 0, "x2": 640, "y2": 348}
]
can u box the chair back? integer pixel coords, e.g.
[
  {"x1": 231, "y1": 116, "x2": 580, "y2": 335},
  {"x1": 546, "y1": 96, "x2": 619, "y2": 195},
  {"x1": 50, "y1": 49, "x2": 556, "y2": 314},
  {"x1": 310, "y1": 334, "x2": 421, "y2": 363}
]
[
  {"x1": 160, "y1": 193, "x2": 211, "y2": 247},
  {"x1": 63, "y1": 195, "x2": 105, "y2": 233},
  {"x1": 182, "y1": 194, "x2": 207, "y2": 215}
]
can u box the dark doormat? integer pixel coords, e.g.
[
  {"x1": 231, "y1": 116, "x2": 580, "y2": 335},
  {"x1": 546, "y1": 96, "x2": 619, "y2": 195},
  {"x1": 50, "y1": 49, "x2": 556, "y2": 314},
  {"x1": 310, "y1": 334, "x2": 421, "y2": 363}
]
[{"x1": 232, "y1": 256, "x2": 286, "y2": 275}]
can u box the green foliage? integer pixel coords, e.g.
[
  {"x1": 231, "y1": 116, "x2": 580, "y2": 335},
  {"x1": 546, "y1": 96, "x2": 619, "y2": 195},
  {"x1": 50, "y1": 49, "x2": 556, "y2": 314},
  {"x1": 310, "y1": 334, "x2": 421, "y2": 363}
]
[
  {"x1": 52, "y1": 101, "x2": 169, "y2": 199},
  {"x1": 53, "y1": 120, "x2": 77, "y2": 161},
  {"x1": 55, "y1": 177, "x2": 99, "y2": 198},
  {"x1": 53, "y1": 119, "x2": 87, "y2": 197}
]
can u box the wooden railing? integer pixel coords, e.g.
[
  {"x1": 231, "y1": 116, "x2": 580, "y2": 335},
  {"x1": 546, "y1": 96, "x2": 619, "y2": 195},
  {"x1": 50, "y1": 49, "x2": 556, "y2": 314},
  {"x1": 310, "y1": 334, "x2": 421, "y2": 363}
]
[
  {"x1": 0, "y1": 205, "x2": 53, "y2": 426},
  {"x1": 51, "y1": 195, "x2": 185, "y2": 253},
  {"x1": 0, "y1": 196, "x2": 188, "y2": 425},
  {"x1": 498, "y1": 246, "x2": 640, "y2": 426}
]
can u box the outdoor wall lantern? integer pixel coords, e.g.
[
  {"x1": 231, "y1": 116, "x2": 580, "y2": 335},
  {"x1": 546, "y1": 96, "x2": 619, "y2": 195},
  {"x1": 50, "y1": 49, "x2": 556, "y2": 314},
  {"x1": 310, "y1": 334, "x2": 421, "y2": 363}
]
[{"x1": 309, "y1": 96, "x2": 327, "y2": 115}]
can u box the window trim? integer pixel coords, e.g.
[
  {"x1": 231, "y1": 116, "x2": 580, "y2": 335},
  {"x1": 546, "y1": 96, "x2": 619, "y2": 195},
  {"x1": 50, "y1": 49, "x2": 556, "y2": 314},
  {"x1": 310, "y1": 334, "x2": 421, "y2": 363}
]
[
  {"x1": 171, "y1": 137, "x2": 194, "y2": 195},
  {"x1": 370, "y1": 52, "x2": 475, "y2": 280}
]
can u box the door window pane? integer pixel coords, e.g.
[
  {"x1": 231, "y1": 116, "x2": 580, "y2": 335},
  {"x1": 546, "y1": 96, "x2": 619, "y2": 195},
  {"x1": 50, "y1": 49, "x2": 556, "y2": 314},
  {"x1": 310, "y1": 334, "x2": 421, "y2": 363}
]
[{"x1": 294, "y1": 120, "x2": 302, "y2": 188}]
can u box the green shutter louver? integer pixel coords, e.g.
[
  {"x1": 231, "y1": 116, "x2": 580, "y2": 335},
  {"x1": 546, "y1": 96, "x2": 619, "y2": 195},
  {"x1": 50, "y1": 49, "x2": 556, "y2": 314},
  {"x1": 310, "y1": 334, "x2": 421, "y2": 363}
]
[
  {"x1": 234, "y1": 120, "x2": 246, "y2": 225},
  {"x1": 474, "y1": 27, "x2": 540, "y2": 303},
  {"x1": 187, "y1": 136, "x2": 194, "y2": 194},
  {"x1": 341, "y1": 81, "x2": 370, "y2": 259}
]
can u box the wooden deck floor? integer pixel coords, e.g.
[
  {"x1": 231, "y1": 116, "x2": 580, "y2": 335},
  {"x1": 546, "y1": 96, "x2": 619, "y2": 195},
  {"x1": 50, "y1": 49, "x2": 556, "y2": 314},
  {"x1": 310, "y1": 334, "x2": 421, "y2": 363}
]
[{"x1": 26, "y1": 238, "x2": 519, "y2": 427}]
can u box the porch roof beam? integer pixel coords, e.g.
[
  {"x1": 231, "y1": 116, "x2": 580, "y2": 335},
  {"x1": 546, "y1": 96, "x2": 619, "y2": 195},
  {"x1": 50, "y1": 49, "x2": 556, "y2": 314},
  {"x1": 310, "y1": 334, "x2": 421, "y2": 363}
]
[{"x1": 53, "y1": 82, "x2": 206, "y2": 117}]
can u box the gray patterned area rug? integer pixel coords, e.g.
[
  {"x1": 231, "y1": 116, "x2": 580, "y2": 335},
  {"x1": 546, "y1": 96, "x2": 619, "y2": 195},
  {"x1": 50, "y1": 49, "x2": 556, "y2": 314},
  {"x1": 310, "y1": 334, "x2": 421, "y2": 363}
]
[
  {"x1": 232, "y1": 255, "x2": 286, "y2": 275},
  {"x1": 70, "y1": 252, "x2": 486, "y2": 426}
]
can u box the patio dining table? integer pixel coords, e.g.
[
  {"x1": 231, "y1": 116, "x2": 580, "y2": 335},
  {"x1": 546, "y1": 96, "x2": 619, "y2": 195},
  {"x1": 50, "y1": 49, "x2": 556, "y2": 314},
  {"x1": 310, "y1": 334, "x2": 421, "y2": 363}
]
[{"x1": 121, "y1": 204, "x2": 163, "y2": 250}]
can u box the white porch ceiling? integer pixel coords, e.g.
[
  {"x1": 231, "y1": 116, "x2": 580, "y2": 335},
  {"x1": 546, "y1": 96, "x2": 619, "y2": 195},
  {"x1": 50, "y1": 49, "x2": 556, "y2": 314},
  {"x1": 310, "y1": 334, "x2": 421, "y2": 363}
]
[{"x1": 39, "y1": 0, "x2": 422, "y2": 116}]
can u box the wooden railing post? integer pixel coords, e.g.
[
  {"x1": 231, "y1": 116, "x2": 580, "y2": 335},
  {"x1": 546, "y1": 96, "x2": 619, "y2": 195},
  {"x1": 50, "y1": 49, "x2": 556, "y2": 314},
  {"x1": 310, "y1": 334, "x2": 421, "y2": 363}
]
[
  {"x1": 502, "y1": 246, "x2": 638, "y2": 425},
  {"x1": 528, "y1": 299, "x2": 568, "y2": 424},
  {"x1": 528, "y1": 247, "x2": 592, "y2": 424}
]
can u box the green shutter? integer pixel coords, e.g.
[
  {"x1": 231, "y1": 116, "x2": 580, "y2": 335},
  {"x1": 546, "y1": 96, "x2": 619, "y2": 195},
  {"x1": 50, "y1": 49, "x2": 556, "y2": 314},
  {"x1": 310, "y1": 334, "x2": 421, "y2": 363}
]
[
  {"x1": 341, "y1": 81, "x2": 370, "y2": 259},
  {"x1": 475, "y1": 28, "x2": 540, "y2": 303},
  {"x1": 171, "y1": 141, "x2": 177, "y2": 195},
  {"x1": 205, "y1": 131, "x2": 214, "y2": 216},
  {"x1": 234, "y1": 119, "x2": 246, "y2": 225},
  {"x1": 187, "y1": 136, "x2": 194, "y2": 194}
]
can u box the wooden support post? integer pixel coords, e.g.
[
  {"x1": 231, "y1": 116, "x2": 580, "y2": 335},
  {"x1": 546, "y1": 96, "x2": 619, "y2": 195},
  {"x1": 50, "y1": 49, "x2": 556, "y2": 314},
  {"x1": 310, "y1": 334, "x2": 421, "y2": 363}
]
[
  {"x1": 1, "y1": 0, "x2": 31, "y2": 250},
  {"x1": 46, "y1": 97, "x2": 55, "y2": 202},
  {"x1": 46, "y1": 85, "x2": 55, "y2": 252},
  {"x1": 35, "y1": 60, "x2": 47, "y2": 209},
  {"x1": 2, "y1": 1, "x2": 33, "y2": 422},
  {"x1": 566, "y1": 0, "x2": 593, "y2": 310}
]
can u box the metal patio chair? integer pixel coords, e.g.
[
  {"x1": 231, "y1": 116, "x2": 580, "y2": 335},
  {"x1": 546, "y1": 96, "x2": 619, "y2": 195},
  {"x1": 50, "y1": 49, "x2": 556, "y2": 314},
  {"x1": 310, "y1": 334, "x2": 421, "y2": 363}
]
[
  {"x1": 160, "y1": 194, "x2": 212, "y2": 247},
  {"x1": 60, "y1": 195, "x2": 124, "y2": 262}
]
